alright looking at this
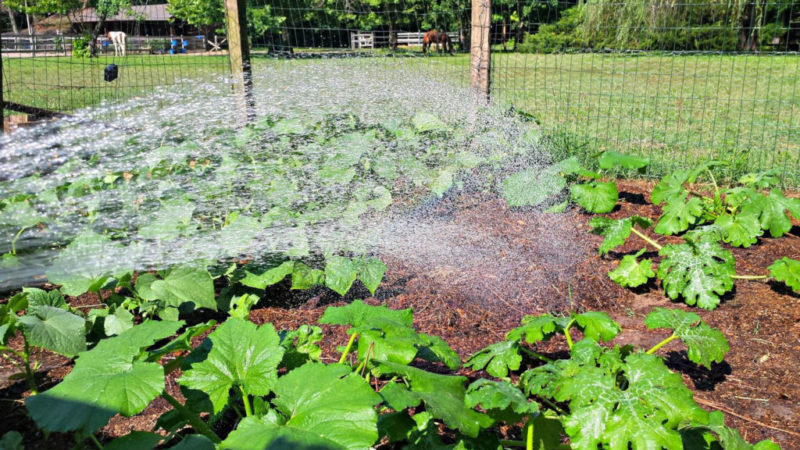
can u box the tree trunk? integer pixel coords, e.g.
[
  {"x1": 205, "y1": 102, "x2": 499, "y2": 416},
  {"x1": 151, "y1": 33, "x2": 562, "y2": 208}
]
[
  {"x1": 513, "y1": 0, "x2": 522, "y2": 51},
  {"x1": 6, "y1": 8, "x2": 19, "y2": 34},
  {"x1": 90, "y1": 14, "x2": 107, "y2": 56},
  {"x1": 502, "y1": 17, "x2": 507, "y2": 51}
]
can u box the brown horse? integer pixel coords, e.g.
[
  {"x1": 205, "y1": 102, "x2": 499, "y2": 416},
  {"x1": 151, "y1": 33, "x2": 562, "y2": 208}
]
[{"x1": 422, "y1": 30, "x2": 454, "y2": 55}]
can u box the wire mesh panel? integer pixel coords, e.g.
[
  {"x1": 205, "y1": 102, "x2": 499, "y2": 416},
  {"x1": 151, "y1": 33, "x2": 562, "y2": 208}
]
[
  {"x1": 489, "y1": 0, "x2": 800, "y2": 184},
  {"x1": 2, "y1": 0, "x2": 229, "y2": 118}
]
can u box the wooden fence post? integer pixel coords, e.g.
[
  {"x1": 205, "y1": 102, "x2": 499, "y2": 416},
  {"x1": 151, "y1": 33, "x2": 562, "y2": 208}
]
[
  {"x1": 1, "y1": 42, "x2": 4, "y2": 134},
  {"x1": 224, "y1": 0, "x2": 254, "y2": 122},
  {"x1": 470, "y1": 0, "x2": 491, "y2": 101}
]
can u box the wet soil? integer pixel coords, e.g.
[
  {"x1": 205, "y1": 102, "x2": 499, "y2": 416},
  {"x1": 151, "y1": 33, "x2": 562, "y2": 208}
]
[{"x1": 1, "y1": 179, "x2": 799, "y2": 448}]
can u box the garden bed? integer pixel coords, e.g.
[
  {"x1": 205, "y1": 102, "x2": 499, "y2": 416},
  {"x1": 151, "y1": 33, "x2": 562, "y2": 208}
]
[{"x1": 2, "y1": 179, "x2": 798, "y2": 448}]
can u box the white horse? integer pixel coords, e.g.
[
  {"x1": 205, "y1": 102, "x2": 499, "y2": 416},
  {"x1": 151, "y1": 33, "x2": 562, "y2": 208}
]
[{"x1": 106, "y1": 31, "x2": 127, "y2": 57}]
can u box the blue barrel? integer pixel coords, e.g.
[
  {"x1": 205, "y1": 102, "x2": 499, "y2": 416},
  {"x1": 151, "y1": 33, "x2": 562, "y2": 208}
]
[{"x1": 171, "y1": 39, "x2": 179, "y2": 48}]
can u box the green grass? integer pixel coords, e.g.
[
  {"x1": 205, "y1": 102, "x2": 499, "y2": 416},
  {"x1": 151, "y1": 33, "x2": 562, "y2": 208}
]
[
  {"x1": 2, "y1": 54, "x2": 229, "y2": 113},
  {"x1": 4, "y1": 51, "x2": 799, "y2": 183},
  {"x1": 487, "y1": 53, "x2": 800, "y2": 182}
]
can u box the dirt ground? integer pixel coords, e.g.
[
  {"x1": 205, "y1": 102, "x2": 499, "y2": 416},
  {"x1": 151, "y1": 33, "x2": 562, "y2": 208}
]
[{"x1": 1, "y1": 179, "x2": 799, "y2": 448}]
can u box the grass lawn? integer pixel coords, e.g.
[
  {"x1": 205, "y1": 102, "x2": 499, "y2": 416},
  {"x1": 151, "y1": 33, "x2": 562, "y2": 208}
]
[
  {"x1": 4, "y1": 51, "x2": 799, "y2": 182},
  {"x1": 487, "y1": 53, "x2": 800, "y2": 182},
  {"x1": 2, "y1": 53, "x2": 229, "y2": 113}
]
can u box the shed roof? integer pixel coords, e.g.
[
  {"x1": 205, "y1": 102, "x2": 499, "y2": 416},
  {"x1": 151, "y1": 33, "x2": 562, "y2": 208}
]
[{"x1": 70, "y1": 4, "x2": 171, "y2": 23}]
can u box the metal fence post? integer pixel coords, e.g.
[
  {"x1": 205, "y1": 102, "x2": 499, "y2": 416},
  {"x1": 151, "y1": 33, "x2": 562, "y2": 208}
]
[
  {"x1": 224, "y1": 0, "x2": 254, "y2": 122},
  {"x1": 470, "y1": 0, "x2": 491, "y2": 101}
]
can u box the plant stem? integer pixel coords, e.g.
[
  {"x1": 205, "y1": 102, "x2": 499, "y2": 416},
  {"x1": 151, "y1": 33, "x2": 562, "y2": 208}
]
[
  {"x1": 239, "y1": 386, "x2": 253, "y2": 417},
  {"x1": 526, "y1": 422, "x2": 533, "y2": 450},
  {"x1": 338, "y1": 332, "x2": 358, "y2": 365},
  {"x1": 499, "y1": 439, "x2": 526, "y2": 447},
  {"x1": 161, "y1": 392, "x2": 222, "y2": 444},
  {"x1": 22, "y1": 338, "x2": 38, "y2": 394},
  {"x1": 646, "y1": 334, "x2": 678, "y2": 355},
  {"x1": 630, "y1": 228, "x2": 663, "y2": 251},
  {"x1": 563, "y1": 319, "x2": 575, "y2": 350},
  {"x1": 88, "y1": 434, "x2": 104, "y2": 450},
  {"x1": 11, "y1": 227, "x2": 26, "y2": 255},
  {"x1": 706, "y1": 169, "x2": 720, "y2": 198},
  {"x1": 519, "y1": 347, "x2": 553, "y2": 363},
  {"x1": 540, "y1": 397, "x2": 569, "y2": 416},
  {"x1": 731, "y1": 274, "x2": 768, "y2": 280}
]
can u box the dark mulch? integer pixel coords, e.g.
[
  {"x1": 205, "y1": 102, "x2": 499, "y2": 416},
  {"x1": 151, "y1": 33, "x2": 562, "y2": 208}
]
[{"x1": 2, "y1": 179, "x2": 799, "y2": 448}]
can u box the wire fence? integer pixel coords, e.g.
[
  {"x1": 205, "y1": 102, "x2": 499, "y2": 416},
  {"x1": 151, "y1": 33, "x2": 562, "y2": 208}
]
[{"x1": 2, "y1": 0, "x2": 799, "y2": 183}]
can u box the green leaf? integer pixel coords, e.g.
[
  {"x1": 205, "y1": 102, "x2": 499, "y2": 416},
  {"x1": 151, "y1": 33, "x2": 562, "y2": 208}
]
[
  {"x1": 651, "y1": 170, "x2": 691, "y2": 205},
  {"x1": 465, "y1": 379, "x2": 538, "y2": 423},
  {"x1": 138, "y1": 200, "x2": 195, "y2": 241},
  {"x1": 714, "y1": 213, "x2": 763, "y2": 248},
  {"x1": 319, "y1": 300, "x2": 413, "y2": 328},
  {"x1": 46, "y1": 231, "x2": 129, "y2": 297},
  {"x1": 222, "y1": 363, "x2": 381, "y2": 450},
  {"x1": 325, "y1": 256, "x2": 359, "y2": 296},
  {"x1": 597, "y1": 151, "x2": 650, "y2": 170},
  {"x1": 738, "y1": 170, "x2": 782, "y2": 189},
  {"x1": 608, "y1": 249, "x2": 655, "y2": 288},
  {"x1": 240, "y1": 261, "x2": 294, "y2": 289},
  {"x1": 570, "y1": 181, "x2": 618, "y2": 213},
  {"x1": 645, "y1": 308, "x2": 729, "y2": 368},
  {"x1": 26, "y1": 320, "x2": 184, "y2": 434},
  {"x1": 506, "y1": 314, "x2": 566, "y2": 344},
  {"x1": 526, "y1": 346, "x2": 707, "y2": 449},
  {"x1": 1, "y1": 200, "x2": 44, "y2": 228},
  {"x1": 104, "y1": 431, "x2": 162, "y2": 450},
  {"x1": 0, "y1": 431, "x2": 23, "y2": 450},
  {"x1": 465, "y1": 340, "x2": 522, "y2": 378},
  {"x1": 180, "y1": 319, "x2": 284, "y2": 414},
  {"x1": 687, "y1": 411, "x2": 780, "y2": 450},
  {"x1": 104, "y1": 307, "x2": 134, "y2": 336},
  {"x1": 589, "y1": 216, "x2": 653, "y2": 255},
  {"x1": 375, "y1": 361, "x2": 493, "y2": 438},
  {"x1": 742, "y1": 189, "x2": 800, "y2": 238},
  {"x1": 358, "y1": 257, "x2": 386, "y2": 295},
  {"x1": 502, "y1": 166, "x2": 567, "y2": 207},
  {"x1": 654, "y1": 194, "x2": 705, "y2": 235},
  {"x1": 768, "y1": 257, "x2": 800, "y2": 293},
  {"x1": 430, "y1": 167, "x2": 455, "y2": 198},
  {"x1": 279, "y1": 325, "x2": 323, "y2": 370},
  {"x1": 412, "y1": 111, "x2": 448, "y2": 132},
  {"x1": 19, "y1": 306, "x2": 86, "y2": 357},
  {"x1": 151, "y1": 266, "x2": 216, "y2": 311},
  {"x1": 165, "y1": 435, "x2": 216, "y2": 450},
  {"x1": 657, "y1": 238, "x2": 735, "y2": 310},
  {"x1": 23, "y1": 287, "x2": 68, "y2": 314},
  {"x1": 229, "y1": 294, "x2": 259, "y2": 320},
  {"x1": 290, "y1": 262, "x2": 324, "y2": 290},
  {"x1": 572, "y1": 311, "x2": 621, "y2": 342},
  {"x1": 367, "y1": 186, "x2": 392, "y2": 211}
]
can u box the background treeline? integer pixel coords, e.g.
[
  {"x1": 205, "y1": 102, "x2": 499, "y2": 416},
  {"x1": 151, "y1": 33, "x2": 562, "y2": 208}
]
[{"x1": 3, "y1": 0, "x2": 799, "y2": 51}]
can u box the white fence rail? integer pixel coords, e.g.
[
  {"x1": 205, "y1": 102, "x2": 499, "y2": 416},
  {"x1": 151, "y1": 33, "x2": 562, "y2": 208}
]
[
  {"x1": 350, "y1": 31, "x2": 460, "y2": 49},
  {"x1": 1, "y1": 34, "x2": 209, "y2": 54}
]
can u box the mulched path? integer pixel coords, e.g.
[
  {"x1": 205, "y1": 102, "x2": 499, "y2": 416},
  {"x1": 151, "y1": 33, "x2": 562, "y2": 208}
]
[{"x1": 2, "y1": 179, "x2": 799, "y2": 448}]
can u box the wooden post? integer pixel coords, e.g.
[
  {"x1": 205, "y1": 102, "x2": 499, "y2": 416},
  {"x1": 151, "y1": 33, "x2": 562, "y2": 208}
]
[
  {"x1": 1, "y1": 41, "x2": 4, "y2": 134},
  {"x1": 224, "y1": 0, "x2": 254, "y2": 122},
  {"x1": 470, "y1": 0, "x2": 491, "y2": 102}
]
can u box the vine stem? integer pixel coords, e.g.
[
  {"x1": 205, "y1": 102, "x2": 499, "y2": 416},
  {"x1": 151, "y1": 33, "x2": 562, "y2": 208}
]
[
  {"x1": 526, "y1": 422, "x2": 533, "y2": 450},
  {"x1": 731, "y1": 274, "x2": 768, "y2": 280},
  {"x1": 519, "y1": 347, "x2": 553, "y2": 363},
  {"x1": 88, "y1": 434, "x2": 104, "y2": 450},
  {"x1": 21, "y1": 338, "x2": 38, "y2": 394},
  {"x1": 646, "y1": 334, "x2": 677, "y2": 355},
  {"x1": 11, "y1": 227, "x2": 26, "y2": 255},
  {"x1": 338, "y1": 332, "x2": 358, "y2": 365},
  {"x1": 239, "y1": 386, "x2": 253, "y2": 417},
  {"x1": 630, "y1": 228, "x2": 663, "y2": 251},
  {"x1": 161, "y1": 392, "x2": 222, "y2": 443},
  {"x1": 563, "y1": 319, "x2": 576, "y2": 350}
]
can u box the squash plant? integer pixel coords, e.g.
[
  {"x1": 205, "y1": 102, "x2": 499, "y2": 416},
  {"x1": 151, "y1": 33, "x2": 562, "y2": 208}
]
[
  {"x1": 510, "y1": 151, "x2": 800, "y2": 309},
  {"x1": 19, "y1": 300, "x2": 778, "y2": 449}
]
